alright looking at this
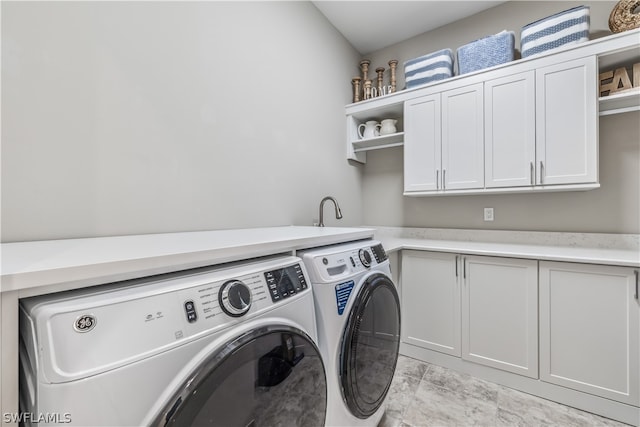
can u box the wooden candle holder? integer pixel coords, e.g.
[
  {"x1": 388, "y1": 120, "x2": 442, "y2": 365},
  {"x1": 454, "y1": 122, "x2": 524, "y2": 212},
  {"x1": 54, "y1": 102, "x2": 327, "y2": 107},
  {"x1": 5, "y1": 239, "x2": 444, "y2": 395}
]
[
  {"x1": 376, "y1": 67, "x2": 385, "y2": 95},
  {"x1": 360, "y1": 60, "x2": 371, "y2": 83},
  {"x1": 363, "y1": 79, "x2": 372, "y2": 100},
  {"x1": 388, "y1": 60, "x2": 398, "y2": 93},
  {"x1": 351, "y1": 77, "x2": 362, "y2": 103}
]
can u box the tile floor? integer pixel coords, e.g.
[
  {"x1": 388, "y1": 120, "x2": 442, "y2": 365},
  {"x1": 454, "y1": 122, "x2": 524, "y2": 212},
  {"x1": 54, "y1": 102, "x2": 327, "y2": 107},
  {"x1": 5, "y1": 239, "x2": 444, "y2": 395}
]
[{"x1": 379, "y1": 355, "x2": 630, "y2": 427}]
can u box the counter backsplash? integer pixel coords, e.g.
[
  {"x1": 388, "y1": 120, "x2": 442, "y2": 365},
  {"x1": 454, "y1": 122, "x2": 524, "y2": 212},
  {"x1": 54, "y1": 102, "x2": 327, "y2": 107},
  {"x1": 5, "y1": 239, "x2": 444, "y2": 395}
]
[{"x1": 370, "y1": 226, "x2": 640, "y2": 251}]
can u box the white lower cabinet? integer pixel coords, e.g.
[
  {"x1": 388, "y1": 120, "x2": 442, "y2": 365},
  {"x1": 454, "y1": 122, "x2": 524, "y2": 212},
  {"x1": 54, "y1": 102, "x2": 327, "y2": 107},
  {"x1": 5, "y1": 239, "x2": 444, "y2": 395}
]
[
  {"x1": 462, "y1": 256, "x2": 538, "y2": 378},
  {"x1": 401, "y1": 251, "x2": 461, "y2": 356},
  {"x1": 401, "y1": 251, "x2": 538, "y2": 377},
  {"x1": 401, "y1": 249, "x2": 640, "y2": 424},
  {"x1": 539, "y1": 261, "x2": 640, "y2": 406}
]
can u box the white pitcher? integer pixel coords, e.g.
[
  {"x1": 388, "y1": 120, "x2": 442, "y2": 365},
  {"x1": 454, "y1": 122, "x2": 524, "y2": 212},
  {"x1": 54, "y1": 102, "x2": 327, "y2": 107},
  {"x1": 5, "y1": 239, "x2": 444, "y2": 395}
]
[
  {"x1": 358, "y1": 121, "x2": 381, "y2": 139},
  {"x1": 380, "y1": 119, "x2": 398, "y2": 135}
]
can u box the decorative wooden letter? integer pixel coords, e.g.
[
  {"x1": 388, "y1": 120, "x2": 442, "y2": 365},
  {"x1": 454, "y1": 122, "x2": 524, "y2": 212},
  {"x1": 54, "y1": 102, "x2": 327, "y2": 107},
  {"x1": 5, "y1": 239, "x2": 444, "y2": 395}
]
[{"x1": 599, "y1": 66, "x2": 634, "y2": 96}]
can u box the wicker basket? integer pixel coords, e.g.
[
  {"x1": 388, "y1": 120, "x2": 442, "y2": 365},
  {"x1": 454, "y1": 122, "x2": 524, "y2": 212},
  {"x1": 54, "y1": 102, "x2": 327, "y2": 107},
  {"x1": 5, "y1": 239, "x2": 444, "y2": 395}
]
[
  {"x1": 521, "y1": 6, "x2": 590, "y2": 58},
  {"x1": 609, "y1": 0, "x2": 640, "y2": 33},
  {"x1": 457, "y1": 31, "x2": 515, "y2": 75}
]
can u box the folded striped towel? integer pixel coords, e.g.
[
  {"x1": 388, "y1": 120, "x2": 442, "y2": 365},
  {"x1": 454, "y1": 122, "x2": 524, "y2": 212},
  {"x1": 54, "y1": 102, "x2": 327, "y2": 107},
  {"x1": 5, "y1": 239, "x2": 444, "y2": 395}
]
[
  {"x1": 521, "y1": 6, "x2": 590, "y2": 58},
  {"x1": 404, "y1": 48, "x2": 454, "y2": 89}
]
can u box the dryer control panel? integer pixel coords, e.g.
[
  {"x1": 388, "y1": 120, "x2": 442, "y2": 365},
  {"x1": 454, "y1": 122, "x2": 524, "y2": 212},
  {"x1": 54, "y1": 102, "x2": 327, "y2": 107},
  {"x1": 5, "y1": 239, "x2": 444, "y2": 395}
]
[{"x1": 303, "y1": 242, "x2": 389, "y2": 283}]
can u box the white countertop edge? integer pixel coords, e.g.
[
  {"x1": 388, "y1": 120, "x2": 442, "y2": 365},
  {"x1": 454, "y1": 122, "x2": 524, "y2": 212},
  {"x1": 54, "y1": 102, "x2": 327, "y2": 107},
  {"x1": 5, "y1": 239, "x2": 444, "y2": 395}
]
[
  {"x1": 380, "y1": 237, "x2": 640, "y2": 268},
  {"x1": 1, "y1": 226, "x2": 375, "y2": 294}
]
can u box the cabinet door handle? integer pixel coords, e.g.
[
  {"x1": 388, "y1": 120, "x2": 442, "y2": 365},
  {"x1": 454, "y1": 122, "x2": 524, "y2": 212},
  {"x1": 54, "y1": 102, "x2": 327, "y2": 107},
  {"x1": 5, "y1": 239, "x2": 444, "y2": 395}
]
[
  {"x1": 530, "y1": 162, "x2": 534, "y2": 185},
  {"x1": 436, "y1": 170, "x2": 439, "y2": 190},
  {"x1": 540, "y1": 161, "x2": 545, "y2": 184},
  {"x1": 635, "y1": 271, "x2": 639, "y2": 300},
  {"x1": 463, "y1": 257, "x2": 466, "y2": 279},
  {"x1": 443, "y1": 169, "x2": 446, "y2": 190},
  {"x1": 455, "y1": 256, "x2": 459, "y2": 277}
]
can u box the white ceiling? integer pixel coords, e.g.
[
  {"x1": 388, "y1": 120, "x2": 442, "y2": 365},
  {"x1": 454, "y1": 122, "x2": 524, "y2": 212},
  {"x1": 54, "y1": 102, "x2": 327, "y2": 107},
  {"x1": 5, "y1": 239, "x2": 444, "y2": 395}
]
[{"x1": 312, "y1": 1, "x2": 507, "y2": 54}]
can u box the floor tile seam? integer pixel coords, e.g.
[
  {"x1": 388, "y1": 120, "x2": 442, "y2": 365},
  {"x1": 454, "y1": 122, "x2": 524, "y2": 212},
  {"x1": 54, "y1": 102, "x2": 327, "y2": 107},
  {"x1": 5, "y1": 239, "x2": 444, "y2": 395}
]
[
  {"x1": 395, "y1": 363, "x2": 432, "y2": 383},
  {"x1": 393, "y1": 372, "x2": 425, "y2": 422}
]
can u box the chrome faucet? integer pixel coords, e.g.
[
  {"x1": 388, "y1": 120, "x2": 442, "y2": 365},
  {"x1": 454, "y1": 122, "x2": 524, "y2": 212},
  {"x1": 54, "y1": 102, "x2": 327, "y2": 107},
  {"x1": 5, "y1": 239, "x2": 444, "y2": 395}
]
[{"x1": 318, "y1": 196, "x2": 343, "y2": 227}]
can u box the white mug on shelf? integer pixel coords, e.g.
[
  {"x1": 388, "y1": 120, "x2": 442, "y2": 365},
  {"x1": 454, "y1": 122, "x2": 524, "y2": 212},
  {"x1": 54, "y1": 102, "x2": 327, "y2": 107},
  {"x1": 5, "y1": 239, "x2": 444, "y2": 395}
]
[
  {"x1": 357, "y1": 120, "x2": 381, "y2": 139},
  {"x1": 380, "y1": 119, "x2": 397, "y2": 135}
]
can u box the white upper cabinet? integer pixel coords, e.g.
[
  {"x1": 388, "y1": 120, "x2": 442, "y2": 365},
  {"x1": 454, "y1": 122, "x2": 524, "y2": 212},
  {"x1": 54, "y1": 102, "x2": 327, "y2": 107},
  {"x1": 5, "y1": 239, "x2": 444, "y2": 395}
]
[
  {"x1": 346, "y1": 29, "x2": 638, "y2": 196},
  {"x1": 404, "y1": 55, "x2": 599, "y2": 196},
  {"x1": 536, "y1": 57, "x2": 598, "y2": 186},
  {"x1": 485, "y1": 71, "x2": 536, "y2": 188},
  {"x1": 442, "y1": 83, "x2": 485, "y2": 190},
  {"x1": 404, "y1": 94, "x2": 441, "y2": 193}
]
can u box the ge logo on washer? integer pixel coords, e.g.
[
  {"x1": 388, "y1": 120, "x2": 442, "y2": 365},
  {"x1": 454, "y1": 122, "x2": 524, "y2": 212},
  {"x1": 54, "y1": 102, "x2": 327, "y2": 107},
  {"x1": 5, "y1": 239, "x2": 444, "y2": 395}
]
[{"x1": 74, "y1": 314, "x2": 97, "y2": 333}]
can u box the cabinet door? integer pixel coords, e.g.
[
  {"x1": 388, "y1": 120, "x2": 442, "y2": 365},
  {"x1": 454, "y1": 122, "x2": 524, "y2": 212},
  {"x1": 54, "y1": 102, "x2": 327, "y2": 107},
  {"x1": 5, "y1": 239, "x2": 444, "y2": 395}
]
[
  {"x1": 461, "y1": 256, "x2": 538, "y2": 378},
  {"x1": 536, "y1": 57, "x2": 598, "y2": 185},
  {"x1": 485, "y1": 71, "x2": 536, "y2": 188},
  {"x1": 539, "y1": 262, "x2": 639, "y2": 405},
  {"x1": 404, "y1": 94, "x2": 441, "y2": 193},
  {"x1": 401, "y1": 250, "x2": 460, "y2": 356},
  {"x1": 442, "y1": 83, "x2": 484, "y2": 190}
]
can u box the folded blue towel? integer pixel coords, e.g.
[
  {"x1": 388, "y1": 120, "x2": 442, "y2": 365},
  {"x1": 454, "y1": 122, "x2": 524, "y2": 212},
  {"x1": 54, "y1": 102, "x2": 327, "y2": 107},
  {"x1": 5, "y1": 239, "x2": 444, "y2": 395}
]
[
  {"x1": 521, "y1": 6, "x2": 590, "y2": 58},
  {"x1": 404, "y1": 48, "x2": 454, "y2": 89},
  {"x1": 457, "y1": 30, "x2": 515, "y2": 75}
]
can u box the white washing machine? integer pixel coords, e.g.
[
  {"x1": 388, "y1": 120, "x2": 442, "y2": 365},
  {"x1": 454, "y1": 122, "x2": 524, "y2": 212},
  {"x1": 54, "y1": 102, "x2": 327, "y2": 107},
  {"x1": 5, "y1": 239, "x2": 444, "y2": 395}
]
[
  {"x1": 19, "y1": 255, "x2": 326, "y2": 427},
  {"x1": 300, "y1": 240, "x2": 401, "y2": 427}
]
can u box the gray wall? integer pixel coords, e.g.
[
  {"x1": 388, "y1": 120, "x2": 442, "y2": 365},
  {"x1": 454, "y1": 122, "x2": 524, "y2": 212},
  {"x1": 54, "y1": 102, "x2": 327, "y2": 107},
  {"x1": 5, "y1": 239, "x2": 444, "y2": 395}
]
[
  {"x1": 1, "y1": 1, "x2": 363, "y2": 242},
  {"x1": 361, "y1": 1, "x2": 640, "y2": 233},
  {"x1": 3, "y1": 1, "x2": 638, "y2": 242}
]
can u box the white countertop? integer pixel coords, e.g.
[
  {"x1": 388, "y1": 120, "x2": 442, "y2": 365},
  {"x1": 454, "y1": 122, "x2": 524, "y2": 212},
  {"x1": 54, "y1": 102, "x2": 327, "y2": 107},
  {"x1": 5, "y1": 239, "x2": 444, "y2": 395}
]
[
  {"x1": 3, "y1": 225, "x2": 638, "y2": 296},
  {"x1": 373, "y1": 227, "x2": 640, "y2": 268},
  {"x1": 0, "y1": 226, "x2": 374, "y2": 295}
]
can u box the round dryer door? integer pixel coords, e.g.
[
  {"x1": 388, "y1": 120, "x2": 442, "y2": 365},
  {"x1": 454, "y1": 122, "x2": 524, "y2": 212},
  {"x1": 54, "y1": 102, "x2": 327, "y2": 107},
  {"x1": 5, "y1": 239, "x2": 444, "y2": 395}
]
[
  {"x1": 340, "y1": 273, "x2": 401, "y2": 419},
  {"x1": 151, "y1": 326, "x2": 326, "y2": 427}
]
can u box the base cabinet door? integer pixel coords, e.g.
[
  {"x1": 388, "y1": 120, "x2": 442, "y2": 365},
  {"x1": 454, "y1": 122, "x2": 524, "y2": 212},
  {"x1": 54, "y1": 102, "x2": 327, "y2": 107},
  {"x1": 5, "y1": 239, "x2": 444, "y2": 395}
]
[
  {"x1": 461, "y1": 256, "x2": 539, "y2": 378},
  {"x1": 401, "y1": 250, "x2": 461, "y2": 356},
  {"x1": 539, "y1": 261, "x2": 640, "y2": 405}
]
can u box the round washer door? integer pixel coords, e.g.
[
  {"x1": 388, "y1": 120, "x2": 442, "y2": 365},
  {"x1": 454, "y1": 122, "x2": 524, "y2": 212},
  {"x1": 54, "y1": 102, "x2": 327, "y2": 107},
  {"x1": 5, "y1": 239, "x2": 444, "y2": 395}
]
[
  {"x1": 151, "y1": 325, "x2": 326, "y2": 427},
  {"x1": 340, "y1": 273, "x2": 401, "y2": 419}
]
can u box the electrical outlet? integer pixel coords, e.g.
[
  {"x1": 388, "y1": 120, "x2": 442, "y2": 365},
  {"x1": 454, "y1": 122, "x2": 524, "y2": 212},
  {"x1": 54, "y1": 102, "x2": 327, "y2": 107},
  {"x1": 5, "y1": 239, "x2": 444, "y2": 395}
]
[{"x1": 484, "y1": 208, "x2": 494, "y2": 221}]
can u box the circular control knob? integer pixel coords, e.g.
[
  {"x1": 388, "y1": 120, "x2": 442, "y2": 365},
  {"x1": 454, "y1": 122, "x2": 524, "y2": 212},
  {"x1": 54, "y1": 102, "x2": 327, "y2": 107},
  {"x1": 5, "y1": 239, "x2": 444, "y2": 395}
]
[
  {"x1": 219, "y1": 280, "x2": 252, "y2": 317},
  {"x1": 359, "y1": 249, "x2": 372, "y2": 268}
]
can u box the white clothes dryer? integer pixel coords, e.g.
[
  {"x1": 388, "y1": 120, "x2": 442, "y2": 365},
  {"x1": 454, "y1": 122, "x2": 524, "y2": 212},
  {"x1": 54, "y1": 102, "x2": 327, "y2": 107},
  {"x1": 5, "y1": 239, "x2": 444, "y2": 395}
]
[
  {"x1": 19, "y1": 255, "x2": 326, "y2": 427},
  {"x1": 300, "y1": 240, "x2": 401, "y2": 427}
]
